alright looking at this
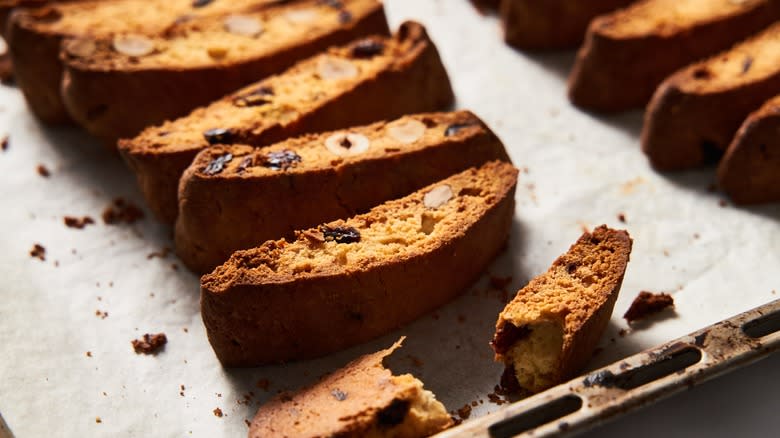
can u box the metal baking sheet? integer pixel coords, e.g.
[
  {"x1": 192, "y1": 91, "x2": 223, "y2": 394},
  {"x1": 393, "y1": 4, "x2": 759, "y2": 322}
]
[{"x1": 1, "y1": 1, "x2": 779, "y2": 436}]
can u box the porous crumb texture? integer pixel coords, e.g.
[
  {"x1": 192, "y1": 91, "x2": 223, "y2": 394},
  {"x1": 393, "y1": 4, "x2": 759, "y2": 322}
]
[
  {"x1": 493, "y1": 226, "x2": 632, "y2": 393},
  {"x1": 642, "y1": 22, "x2": 780, "y2": 170},
  {"x1": 120, "y1": 21, "x2": 454, "y2": 223},
  {"x1": 175, "y1": 110, "x2": 510, "y2": 273},
  {"x1": 200, "y1": 161, "x2": 517, "y2": 365},
  {"x1": 249, "y1": 338, "x2": 453, "y2": 438},
  {"x1": 568, "y1": 0, "x2": 780, "y2": 111},
  {"x1": 718, "y1": 94, "x2": 780, "y2": 204}
]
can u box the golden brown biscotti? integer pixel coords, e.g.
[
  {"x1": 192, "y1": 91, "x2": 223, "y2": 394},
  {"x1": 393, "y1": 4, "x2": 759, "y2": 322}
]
[
  {"x1": 175, "y1": 111, "x2": 511, "y2": 274},
  {"x1": 492, "y1": 226, "x2": 632, "y2": 394},
  {"x1": 642, "y1": 22, "x2": 780, "y2": 170},
  {"x1": 61, "y1": 0, "x2": 390, "y2": 143},
  {"x1": 249, "y1": 338, "x2": 452, "y2": 438},
  {"x1": 568, "y1": 0, "x2": 780, "y2": 112},
  {"x1": 201, "y1": 161, "x2": 518, "y2": 366},
  {"x1": 718, "y1": 94, "x2": 780, "y2": 204},
  {"x1": 6, "y1": 0, "x2": 287, "y2": 124},
  {"x1": 120, "y1": 21, "x2": 455, "y2": 224},
  {"x1": 500, "y1": 0, "x2": 634, "y2": 51}
]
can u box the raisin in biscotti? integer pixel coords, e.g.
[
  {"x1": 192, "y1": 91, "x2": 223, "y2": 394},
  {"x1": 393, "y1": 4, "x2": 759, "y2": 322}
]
[
  {"x1": 6, "y1": 0, "x2": 291, "y2": 124},
  {"x1": 120, "y1": 22, "x2": 455, "y2": 224},
  {"x1": 718, "y1": 94, "x2": 780, "y2": 204},
  {"x1": 492, "y1": 226, "x2": 632, "y2": 394},
  {"x1": 501, "y1": 0, "x2": 634, "y2": 51},
  {"x1": 568, "y1": 0, "x2": 780, "y2": 112},
  {"x1": 61, "y1": 0, "x2": 389, "y2": 143},
  {"x1": 642, "y1": 22, "x2": 780, "y2": 170},
  {"x1": 201, "y1": 161, "x2": 518, "y2": 366},
  {"x1": 176, "y1": 111, "x2": 510, "y2": 274},
  {"x1": 249, "y1": 338, "x2": 452, "y2": 438}
]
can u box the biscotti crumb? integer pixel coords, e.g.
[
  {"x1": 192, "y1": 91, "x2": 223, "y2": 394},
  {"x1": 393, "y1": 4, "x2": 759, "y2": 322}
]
[
  {"x1": 36, "y1": 164, "x2": 50, "y2": 177},
  {"x1": 1, "y1": 135, "x2": 7, "y2": 151},
  {"x1": 456, "y1": 404, "x2": 472, "y2": 420},
  {"x1": 86, "y1": 351, "x2": 92, "y2": 357},
  {"x1": 64, "y1": 216, "x2": 95, "y2": 229},
  {"x1": 131, "y1": 333, "x2": 167, "y2": 354},
  {"x1": 624, "y1": 291, "x2": 675, "y2": 323},
  {"x1": 95, "y1": 310, "x2": 108, "y2": 319},
  {"x1": 30, "y1": 243, "x2": 46, "y2": 261},
  {"x1": 213, "y1": 407, "x2": 223, "y2": 418},
  {"x1": 102, "y1": 198, "x2": 144, "y2": 224},
  {"x1": 617, "y1": 213, "x2": 627, "y2": 223},
  {"x1": 95, "y1": 417, "x2": 102, "y2": 424}
]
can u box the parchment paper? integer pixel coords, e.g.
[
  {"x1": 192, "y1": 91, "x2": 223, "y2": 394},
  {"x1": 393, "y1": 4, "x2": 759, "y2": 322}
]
[{"x1": 1, "y1": 1, "x2": 779, "y2": 436}]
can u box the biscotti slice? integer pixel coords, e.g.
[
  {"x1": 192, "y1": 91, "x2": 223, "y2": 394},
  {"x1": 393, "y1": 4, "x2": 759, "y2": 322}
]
[
  {"x1": 176, "y1": 111, "x2": 510, "y2": 274},
  {"x1": 7, "y1": 0, "x2": 290, "y2": 124},
  {"x1": 249, "y1": 338, "x2": 452, "y2": 438},
  {"x1": 120, "y1": 21, "x2": 455, "y2": 224},
  {"x1": 201, "y1": 161, "x2": 518, "y2": 366},
  {"x1": 500, "y1": 0, "x2": 634, "y2": 51},
  {"x1": 718, "y1": 94, "x2": 780, "y2": 204},
  {"x1": 61, "y1": 0, "x2": 389, "y2": 143},
  {"x1": 568, "y1": 0, "x2": 780, "y2": 112},
  {"x1": 642, "y1": 22, "x2": 780, "y2": 170},
  {"x1": 492, "y1": 226, "x2": 632, "y2": 394}
]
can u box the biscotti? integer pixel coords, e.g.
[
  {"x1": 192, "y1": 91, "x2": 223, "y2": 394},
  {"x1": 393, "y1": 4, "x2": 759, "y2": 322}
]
[
  {"x1": 492, "y1": 226, "x2": 632, "y2": 394},
  {"x1": 6, "y1": 0, "x2": 289, "y2": 124},
  {"x1": 249, "y1": 338, "x2": 452, "y2": 438},
  {"x1": 201, "y1": 161, "x2": 518, "y2": 366},
  {"x1": 61, "y1": 0, "x2": 389, "y2": 143},
  {"x1": 500, "y1": 0, "x2": 634, "y2": 51},
  {"x1": 176, "y1": 111, "x2": 511, "y2": 274},
  {"x1": 120, "y1": 21, "x2": 455, "y2": 224},
  {"x1": 642, "y1": 22, "x2": 780, "y2": 170},
  {"x1": 718, "y1": 94, "x2": 780, "y2": 204},
  {"x1": 568, "y1": 0, "x2": 780, "y2": 112}
]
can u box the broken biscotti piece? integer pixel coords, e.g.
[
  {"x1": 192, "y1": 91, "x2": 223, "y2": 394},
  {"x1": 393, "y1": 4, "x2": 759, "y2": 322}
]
[
  {"x1": 500, "y1": 0, "x2": 634, "y2": 51},
  {"x1": 492, "y1": 226, "x2": 632, "y2": 394},
  {"x1": 61, "y1": 0, "x2": 389, "y2": 143},
  {"x1": 643, "y1": 22, "x2": 780, "y2": 170},
  {"x1": 6, "y1": 0, "x2": 301, "y2": 124},
  {"x1": 120, "y1": 21, "x2": 455, "y2": 224},
  {"x1": 175, "y1": 111, "x2": 511, "y2": 274},
  {"x1": 718, "y1": 94, "x2": 780, "y2": 204},
  {"x1": 568, "y1": 0, "x2": 780, "y2": 112},
  {"x1": 201, "y1": 161, "x2": 518, "y2": 366},
  {"x1": 249, "y1": 338, "x2": 452, "y2": 438}
]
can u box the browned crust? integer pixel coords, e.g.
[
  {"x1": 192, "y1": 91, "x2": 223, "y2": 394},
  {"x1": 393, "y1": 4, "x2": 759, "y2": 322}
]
[
  {"x1": 174, "y1": 111, "x2": 510, "y2": 274},
  {"x1": 718, "y1": 94, "x2": 780, "y2": 204},
  {"x1": 501, "y1": 0, "x2": 633, "y2": 51},
  {"x1": 61, "y1": 1, "x2": 390, "y2": 145},
  {"x1": 568, "y1": 0, "x2": 780, "y2": 112},
  {"x1": 120, "y1": 21, "x2": 455, "y2": 224},
  {"x1": 200, "y1": 163, "x2": 518, "y2": 366}
]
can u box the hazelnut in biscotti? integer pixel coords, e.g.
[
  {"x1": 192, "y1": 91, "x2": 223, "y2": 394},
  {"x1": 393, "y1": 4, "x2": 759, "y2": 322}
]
[
  {"x1": 60, "y1": 0, "x2": 389, "y2": 143},
  {"x1": 718, "y1": 94, "x2": 780, "y2": 204},
  {"x1": 201, "y1": 161, "x2": 518, "y2": 366},
  {"x1": 249, "y1": 338, "x2": 452, "y2": 438},
  {"x1": 500, "y1": 0, "x2": 633, "y2": 51},
  {"x1": 642, "y1": 22, "x2": 780, "y2": 171},
  {"x1": 175, "y1": 110, "x2": 511, "y2": 274},
  {"x1": 568, "y1": 0, "x2": 780, "y2": 112},
  {"x1": 492, "y1": 226, "x2": 632, "y2": 394},
  {"x1": 120, "y1": 21, "x2": 455, "y2": 224}
]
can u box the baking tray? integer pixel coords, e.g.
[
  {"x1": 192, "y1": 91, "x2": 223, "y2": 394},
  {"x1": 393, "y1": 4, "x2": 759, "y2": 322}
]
[{"x1": 1, "y1": 1, "x2": 779, "y2": 436}]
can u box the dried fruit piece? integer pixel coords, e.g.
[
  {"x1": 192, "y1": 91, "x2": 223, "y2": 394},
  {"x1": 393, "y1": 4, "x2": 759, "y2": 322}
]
[
  {"x1": 203, "y1": 153, "x2": 233, "y2": 175},
  {"x1": 64, "y1": 38, "x2": 97, "y2": 58},
  {"x1": 233, "y1": 86, "x2": 274, "y2": 107},
  {"x1": 192, "y1": 0, "x2": 213, "y2": 7},
  {"x1": 203, "y1": 128, "x2": 234, "y2": 144},
  {"x1": 317, "y1": 56, "x2": 358, "y2": 80},
  {"x1": 321, "y1": 225, "x2": 361, "y2": 243},
  {"x1": 386, "y1": 119, "x2": 426, "y2": 144},
  {"x1": 263, "y1": 150, "x2": 301, "y2": 170},
  {"x1": 206, "y1": 46, "x2": 229, "y2": 60},
  {"x1": 423, "y1": 185, "x2": 453, "y2": 209},
  {"x1": 351, "y1": 39, "x2": 385, "y2": 58},
  {"x1": 324, "y1": 132, "x2": 370, "y2": 156},
  {"x1": 224, "y1": 15, "x2": 264, "y2": 37},
  {"x1": 112, "y1": 34, "x2": 155, "y2": 57}
]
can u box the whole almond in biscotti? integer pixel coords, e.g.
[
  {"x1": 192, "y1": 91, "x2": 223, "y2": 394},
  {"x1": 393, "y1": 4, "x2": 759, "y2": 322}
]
[
  {"x1": 568, "y1": 0, "x2": 780, "y2": 112},
  {"x1": 174, "y1": 111, "x2": 511, "y2": 274},
  {"x1": 718, "y1": 94, "x2": 780, "y2": 204},
  {"x1": 200, "y1": 161, "x2": 518, "y2": 366},
  {"x1": 5, "y1": 0, "x2": 286, "y2": 124},
  {"x1": 119, "y1": 21, "x2": 455, "y2": 224},
  {"x1": 500, "y1": 0, "x2": 634, "y2": 51},
  {"x1": 492, "y1": 226, "x2": 632, "y2": 394},
  {"x1": 642, "y1": 22, "x2": 780, "y2": 171},
  {"x1": 61, "y1": 0, "x2": 390, "y2": 144}
]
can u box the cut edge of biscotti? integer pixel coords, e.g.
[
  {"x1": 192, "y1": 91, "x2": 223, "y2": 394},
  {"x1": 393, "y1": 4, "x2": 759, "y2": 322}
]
[
  {"x1": 248, "y1": 337, "x2": 453, "y2": 438},
  {"x1": 718, "y1": 94, "x2": 780, "y2": 204},
  {"x1": 492, "y1": 225, "x2": 632, "y2": 394},
  {"x1": 175, "y1": 110, "x2": 510, "y2": 274},
  {"x1": 642, "y1": 21, "x2": 780, "y2": 170}
]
